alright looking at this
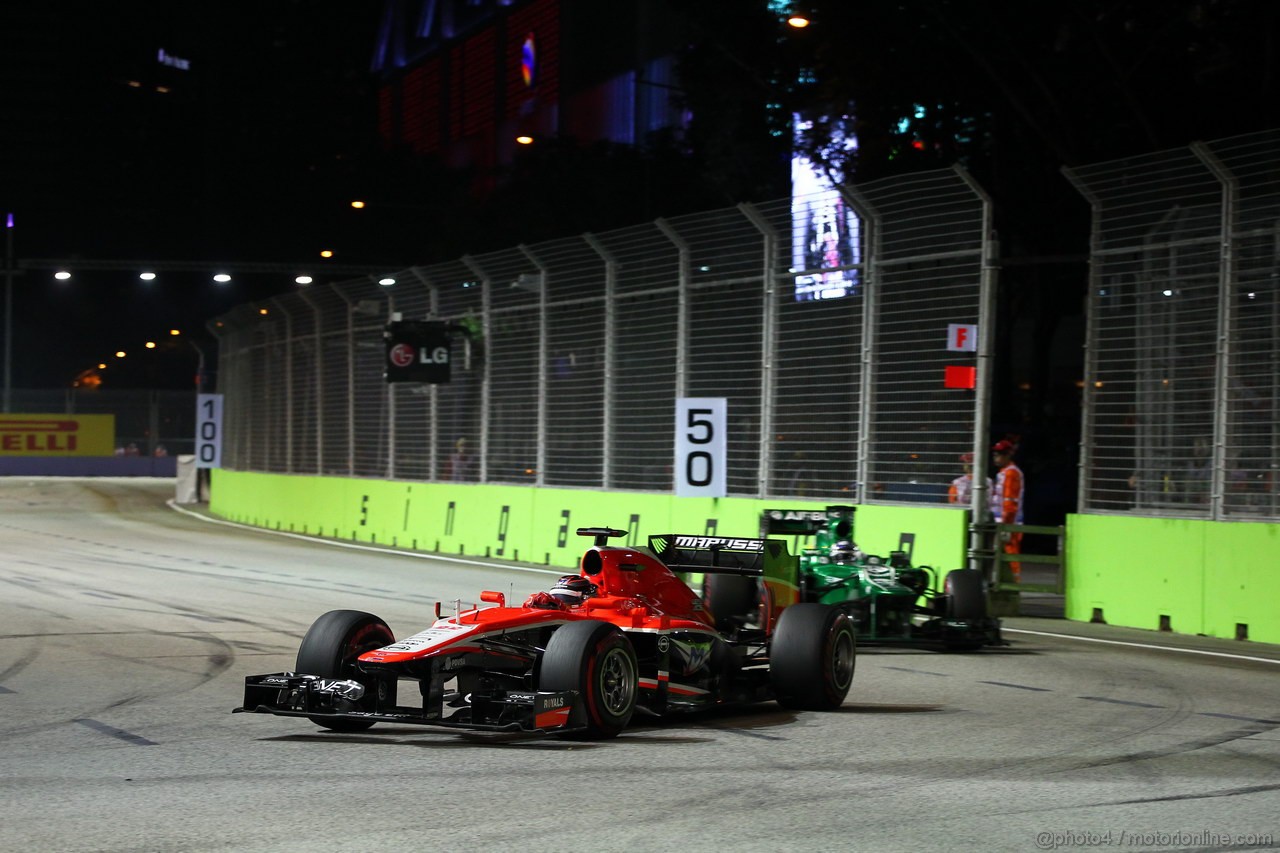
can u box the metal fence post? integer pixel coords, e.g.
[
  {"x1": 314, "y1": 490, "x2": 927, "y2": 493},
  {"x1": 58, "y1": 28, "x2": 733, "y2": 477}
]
[
  {"x1": 411, "y1": 266, "x2": 440, "y2": 481},
  {"x1": 297, "y1": 288, "x2": 324, "y2": 474},
  {"x1": 383, "y1": 284, "x2": 397, "y2": 480},
  {"x1": 427, "y1": 269, "x2": 441, "y2": 482},
  {"x1": 655, "y1": 219, "x2": 690, "y2": 399},
  {"x1": 839, "y1": 185, "x2": 878, "y2": 506},
  {"x1": 463, "y1": 255, "x2": 491, "y2": 483},
  {"x1": 1191, "y1": 141, "x2": 1238, "y2": 522},
  {"x1": 1061, "y1": 166, "x2": 1102, "y2": 515},
  {"x1": 739, "y1": 202, "x2": 778, "y2": 498},
  {"x1": 953, "y1": 166, "x2": 1000, "y2": 569},
  {"x1": 518, "y1": 245, "x2": 548, "y2": 488},
  {"x1": 271, "y1": 296, "x2": 295, "y2": 474},
  {"x1": 328, "y1": 284, "x2": 356, "y2": 477},
  {"x1": 583, "y1": 233, "x2": 617, "y2": 488}
]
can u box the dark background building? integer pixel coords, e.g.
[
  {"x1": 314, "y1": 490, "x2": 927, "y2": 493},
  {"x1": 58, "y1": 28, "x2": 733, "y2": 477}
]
[{"x1": 2, "y1": 0, "x2": 1276, "y2": 520}]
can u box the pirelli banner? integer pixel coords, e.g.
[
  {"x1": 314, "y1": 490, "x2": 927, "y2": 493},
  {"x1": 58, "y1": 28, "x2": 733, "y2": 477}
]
[{"x1": 0, "y1": 414, "x2": 116, "y2": 457}]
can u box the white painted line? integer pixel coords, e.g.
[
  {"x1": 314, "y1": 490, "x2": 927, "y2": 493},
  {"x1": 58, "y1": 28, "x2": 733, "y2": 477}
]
[
  {"x1": 1004, "y1": 627, "x2": 1280, "y2": 665},
  {"x1": 165, "y1": 500, "x2": 564, "y2": 577}
]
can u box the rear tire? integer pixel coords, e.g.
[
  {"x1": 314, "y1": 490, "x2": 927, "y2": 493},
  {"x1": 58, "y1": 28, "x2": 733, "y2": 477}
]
[
  {"x1": 539, "y1": 621, "x2": 638, "y2": 739},
  {"x1": 296, "y1": 609, "x2": 393, "y2": 732},
  {"x1": 769, "y1": 603, "x2": 856, "y2": 711},
  {"x1": 704, "y1": 574, "x2": 758, "y2": 630}
]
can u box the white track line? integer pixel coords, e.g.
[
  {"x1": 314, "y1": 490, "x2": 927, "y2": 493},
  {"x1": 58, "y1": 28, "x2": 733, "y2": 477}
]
[
  {"x1": 1004, "y1": 627, "x2": 1280, "y2": 665},
  {"x1": 165, "y1": 500, "x2": 564, "y2": 577}
]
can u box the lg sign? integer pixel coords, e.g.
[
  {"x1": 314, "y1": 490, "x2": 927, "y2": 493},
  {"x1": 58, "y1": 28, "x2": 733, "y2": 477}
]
[
  {"x1": 389, "y1": 343, "x2": 447, "y2": 368},
  {"x1": 389, "y1": 343, "x2": 415, "y2": 368},
  {"x1": 385, "y1": 321, "x2": 452, "y2": 384}
]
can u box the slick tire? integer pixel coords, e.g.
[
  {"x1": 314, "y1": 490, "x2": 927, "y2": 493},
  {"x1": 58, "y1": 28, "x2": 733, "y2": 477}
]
[
  {"x1": 540, "y1": 620, "x2": 638, "y2": 739},
  {"x1": 942, "y1": 569, "x2": 988, "y2": 651},
  {"x1": 296, "y1": 609, "x2": 394, "y2": 732},
  {"x1": 944, "y1": 569, "x2": 988, "y2": 620},
  {"x1": 769, "y1": 603, "x2": 856, "y2": 711},
  {"x1": 704, "y1": 573, "x2": 759, "y2": 630}
]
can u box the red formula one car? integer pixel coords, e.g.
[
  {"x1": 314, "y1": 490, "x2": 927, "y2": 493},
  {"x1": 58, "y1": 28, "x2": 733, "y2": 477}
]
[{"x1": 235, "y1": 527, "x2": 855, "y2": 739}]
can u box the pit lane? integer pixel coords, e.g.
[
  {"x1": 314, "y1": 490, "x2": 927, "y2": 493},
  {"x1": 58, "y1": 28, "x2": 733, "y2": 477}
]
[{"x1": 1, "y1": 479, "x2": 1277, "y2": 853}]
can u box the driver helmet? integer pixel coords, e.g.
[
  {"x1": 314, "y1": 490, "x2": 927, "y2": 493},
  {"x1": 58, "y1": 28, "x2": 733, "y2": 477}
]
[
  {"x1": 549, "y1": 574, "x2": 598, "y2": 606},
  {"x1": 830, "y1": 539, "x2": 855, "y2": 564}
]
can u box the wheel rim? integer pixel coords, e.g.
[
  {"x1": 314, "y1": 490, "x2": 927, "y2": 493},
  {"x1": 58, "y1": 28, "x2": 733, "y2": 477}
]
[
  {"x1": 830, "y1": 630, "x2": 855, "y2": 691},
  {"x1": 597, "y1": 647, "x2": 636, "y2": 717},
  {"x1": 341, "y1": 623, "x2": 389, "y2": 676}
]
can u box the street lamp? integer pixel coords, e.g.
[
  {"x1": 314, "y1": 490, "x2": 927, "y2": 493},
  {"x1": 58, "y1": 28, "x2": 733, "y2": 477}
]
[{"x1": 54, "y1": 270, "x2": 71, "y2": 281}]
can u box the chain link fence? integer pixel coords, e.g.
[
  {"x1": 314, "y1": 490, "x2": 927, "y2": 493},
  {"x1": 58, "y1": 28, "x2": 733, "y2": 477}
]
[
  {"x1": 1066, "y1": 128, "x2": 1280, "y2": 521},
  {"x1": 213, "y1": 166, "x2": 994, "y2": 505}
]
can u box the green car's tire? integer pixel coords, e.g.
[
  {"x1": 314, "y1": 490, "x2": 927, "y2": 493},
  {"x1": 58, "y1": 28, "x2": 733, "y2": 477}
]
[
  {"x1": 944, "y1": 569, "x2": 987, "y2": 620},
  {"x1": 296, "y1": 609, "x2": 394, "y2": 732},
  {"x1": 769, "y1": 603, "x2": 856, "y2": 711},
  {"x1": 943, "y1": 569, "x2": 988, "y2": 651}
]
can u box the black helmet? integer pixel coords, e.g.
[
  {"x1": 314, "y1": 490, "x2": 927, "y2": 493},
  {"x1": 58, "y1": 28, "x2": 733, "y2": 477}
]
[{"x1": 550, "y1": 574, "x2": 598, "y2": 605}]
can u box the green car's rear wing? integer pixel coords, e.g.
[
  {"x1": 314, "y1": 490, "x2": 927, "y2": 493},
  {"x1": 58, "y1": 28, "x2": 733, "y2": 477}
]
[
  {"x1": 759, "y1": 506, "x2": 855, "y2": 538},
  {"x1": 648, "y1": 534, "x2": 795, "y2": 581}
]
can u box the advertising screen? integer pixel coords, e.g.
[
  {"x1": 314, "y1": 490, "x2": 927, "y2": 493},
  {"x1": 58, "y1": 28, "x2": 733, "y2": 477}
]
[{"x1": 791, "y1": 115, "x2": 861, "y2": 301}]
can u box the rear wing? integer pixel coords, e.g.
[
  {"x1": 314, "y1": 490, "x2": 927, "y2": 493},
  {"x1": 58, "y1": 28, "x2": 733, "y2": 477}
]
[
  {"x1": 647, "y1": 534, "x2": 793, "y2": 578},
  {"x1": 759, "y1": 506, "x2": 855, "y2": 537}
]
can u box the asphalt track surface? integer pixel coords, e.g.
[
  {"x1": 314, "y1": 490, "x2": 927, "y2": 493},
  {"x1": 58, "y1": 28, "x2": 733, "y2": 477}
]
[{"x1": 2, "y1": 479, "x2": 1279, "y2": 853}]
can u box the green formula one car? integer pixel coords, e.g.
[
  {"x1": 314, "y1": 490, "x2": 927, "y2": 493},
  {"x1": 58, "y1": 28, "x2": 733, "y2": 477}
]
[{"x1": 703, "y1": 506, "x2": 1001, "y2": 650}]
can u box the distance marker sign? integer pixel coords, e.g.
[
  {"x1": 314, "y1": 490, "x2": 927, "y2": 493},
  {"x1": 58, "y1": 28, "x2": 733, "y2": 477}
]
[
  {"x1": 195, "y1": 394, "x2": 223, "y2": 469},
  {"x1": 674, "y1": 398, "x2": 727, "y2": 497}
]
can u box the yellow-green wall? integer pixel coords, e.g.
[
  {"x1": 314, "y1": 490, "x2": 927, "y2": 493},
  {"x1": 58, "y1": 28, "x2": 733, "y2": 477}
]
[
  {"x1": 210, "y1": 470, "x2": 967, "y2": 576},
  {"x1": 209, "y1": 470, "x2": 1280, "y2": 644},
  {"x1": 1066, "y1": 513, "x2": 1280, "y2": 644}
]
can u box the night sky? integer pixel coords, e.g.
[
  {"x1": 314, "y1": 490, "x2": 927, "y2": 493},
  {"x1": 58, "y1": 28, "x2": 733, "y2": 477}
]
[
  {"x1": 2, "y1": 1, "x2": 1276, "y2": 394},
  {"x1": 1, "y1": 2, "x2": 384, "y2": 389}
]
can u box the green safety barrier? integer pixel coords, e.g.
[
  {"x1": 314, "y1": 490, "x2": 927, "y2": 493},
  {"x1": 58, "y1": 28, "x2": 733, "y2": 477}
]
[
  {"x1": 208, "y1": 470, "x2": 1280, "y2": 644},
  {"x1": 210, "y1": 470, "x2": 967, "y2": 584},
  {"x1": 1066, "y1": 513, "x2": 1280, "y2": 644}
]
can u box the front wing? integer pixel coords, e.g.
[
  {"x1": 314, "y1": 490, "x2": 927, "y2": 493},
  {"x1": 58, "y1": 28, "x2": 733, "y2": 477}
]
[{"x1": 234, "y1": 672, "x2": 586, "y2": 735}]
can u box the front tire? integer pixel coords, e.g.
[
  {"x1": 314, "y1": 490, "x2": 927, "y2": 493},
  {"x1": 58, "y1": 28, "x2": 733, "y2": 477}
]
[
  {"x1": 944, "y1": 569, "x2": 987, "y2": 620},
  {"x1": 296, "y1": 609, "x2": 394, "y2": 732},
  {"x1": 539, "y1": 620, "x2": 638, "y2": 739},
  {"x1": 942, "y1": 569, "x2": 989, "y2": 651},
  {"x1": 769, "y1": 603, "x2": 856, "y2": 711}
]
